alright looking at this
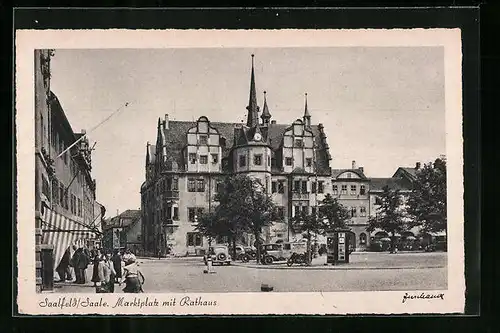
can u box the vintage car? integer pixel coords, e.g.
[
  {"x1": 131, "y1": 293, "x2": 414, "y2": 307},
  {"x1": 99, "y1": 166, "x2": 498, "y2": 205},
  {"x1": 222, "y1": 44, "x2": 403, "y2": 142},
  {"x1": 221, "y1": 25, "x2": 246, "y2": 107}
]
[
  {"x1": 203, "y1": 245, "x2": 232, "y2": 265},
  {"x1": 260, "y1": 242, "x2": 307, "y2": 264}
]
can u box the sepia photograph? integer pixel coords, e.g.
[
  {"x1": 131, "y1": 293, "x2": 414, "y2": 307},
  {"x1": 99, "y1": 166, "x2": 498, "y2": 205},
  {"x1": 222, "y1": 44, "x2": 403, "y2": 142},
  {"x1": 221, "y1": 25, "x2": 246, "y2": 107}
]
[{"x1": 17, "y1": 29, "x2": 464, "y2": 315}]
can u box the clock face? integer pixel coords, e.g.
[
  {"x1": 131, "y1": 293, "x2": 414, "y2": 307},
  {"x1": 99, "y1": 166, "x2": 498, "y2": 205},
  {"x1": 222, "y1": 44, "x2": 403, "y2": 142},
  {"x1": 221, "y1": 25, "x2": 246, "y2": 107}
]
[{"x1": 254, "y1": 133, "x2": 262, "y2": 141}]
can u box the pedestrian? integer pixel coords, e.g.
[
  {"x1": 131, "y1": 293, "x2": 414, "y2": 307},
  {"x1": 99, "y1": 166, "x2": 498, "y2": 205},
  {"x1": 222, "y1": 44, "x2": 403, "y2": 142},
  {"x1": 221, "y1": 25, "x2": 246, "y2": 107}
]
[
  {"x1": 120, "y1": 257, "x2": 145, "y2": 293},
  {"x1": 103, "y1": 252, "x2": 116, "y2": 293},
  {"x1": 91, "y1": 250, "x2": 102, "y2": 287},
  {"x1": 71, "y1": 247, "x2": 90, "y2": 284},
  {"x1": 157, "y1": 248, "x2": 162, "y2": 260},
  {"x1": 56, "y1": 246, "x2": 72, "y2": 282},
  {"x1": 111, "y1": 250, "x2": 122, "y2": 283}
]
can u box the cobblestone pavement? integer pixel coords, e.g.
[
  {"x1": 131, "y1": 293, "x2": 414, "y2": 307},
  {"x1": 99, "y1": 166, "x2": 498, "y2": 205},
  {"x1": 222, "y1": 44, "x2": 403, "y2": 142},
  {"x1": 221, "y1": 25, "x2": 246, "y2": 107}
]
[{"x1": 56, "y1": 252, "x2": 447, "y2": 293}]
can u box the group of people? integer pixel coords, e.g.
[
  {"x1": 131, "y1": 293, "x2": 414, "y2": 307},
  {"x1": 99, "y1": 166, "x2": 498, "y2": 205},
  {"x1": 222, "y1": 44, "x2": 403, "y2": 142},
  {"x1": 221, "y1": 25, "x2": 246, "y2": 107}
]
[{"x1": 55, "y1": 247, "x2": 145, "y2": 293}]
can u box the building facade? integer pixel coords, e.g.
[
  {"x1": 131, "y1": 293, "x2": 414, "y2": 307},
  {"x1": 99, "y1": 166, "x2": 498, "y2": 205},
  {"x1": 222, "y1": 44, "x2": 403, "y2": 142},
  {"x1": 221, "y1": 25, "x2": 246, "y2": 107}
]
[
  {"x1": 34, "y1": 49, "x2": 104, "y2": 291},
  {"x1": 141, "y1": 56, "x2": 334, "y2": 256},
  {"x1": 102, "y1": 210, "x2": 142, "y2": 254},
  {"x1": 140, "y1": 55, "x2": 426, "y2": 256}
]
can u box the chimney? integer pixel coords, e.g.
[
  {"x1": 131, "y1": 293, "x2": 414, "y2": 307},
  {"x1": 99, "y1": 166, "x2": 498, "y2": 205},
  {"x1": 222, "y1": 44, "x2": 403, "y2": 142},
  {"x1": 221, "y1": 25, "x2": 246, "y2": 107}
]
[
  {"x1": 164, "y1": 114, "x2": 169, "y2": 129},
  {"x1": 81, "y1": 129, "x2": 86, "y2": 134},
  {"x1": 271, "y1": 120, "x2": 277, "y2": 124},
  {"x1": 359, "y1": 166, "x2": 364, "y2": 173},
  {"x1": 352, "y1": 160, "x2": 356, "y2": 169},
  {"x1": 416, "y1": 162, "x2": 421, "y2": 169}
]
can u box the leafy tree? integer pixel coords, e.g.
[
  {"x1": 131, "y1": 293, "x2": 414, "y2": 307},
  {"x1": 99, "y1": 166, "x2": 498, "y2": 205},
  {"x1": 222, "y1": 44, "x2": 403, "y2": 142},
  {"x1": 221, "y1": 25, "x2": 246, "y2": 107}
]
[
  {"x1": 367, "y1": 185, "x2": 408, "y2": 253},
  {"x1": 319, "y1": 194, "x2": 351, "y2": 232},
  {"x1": 290, "y1": 211, "x2": 323, "y2": 265},
  {"x1": 195, "y1": 209, "x2": 225, "y2": 247},
  {"x1": 213, "y1": 174, "x2": 276, "y2": 262},
  {"x1": 407, "y1": 157, "x2": 447, "y2": 237}
]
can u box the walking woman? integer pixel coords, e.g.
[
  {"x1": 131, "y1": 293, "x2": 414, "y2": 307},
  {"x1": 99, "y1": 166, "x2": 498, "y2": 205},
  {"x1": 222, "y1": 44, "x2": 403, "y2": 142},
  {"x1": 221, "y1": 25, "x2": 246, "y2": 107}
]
[
  {"x1": 91, "y1": 250, "x2": 101, "y2": 287},
  {"x1": 111, "y1": 250, "x2": 122, "y2": 283},
  {"x1": 120, "y1": 257, "x2": 145, "y2": 293}
]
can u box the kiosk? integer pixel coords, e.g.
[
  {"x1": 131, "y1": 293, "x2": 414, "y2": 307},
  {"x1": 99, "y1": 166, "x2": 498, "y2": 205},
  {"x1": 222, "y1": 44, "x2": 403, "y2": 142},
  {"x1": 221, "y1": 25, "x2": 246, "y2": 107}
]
[{"x1": 326, "y1": 229, "x2": 351, "y2": 265}]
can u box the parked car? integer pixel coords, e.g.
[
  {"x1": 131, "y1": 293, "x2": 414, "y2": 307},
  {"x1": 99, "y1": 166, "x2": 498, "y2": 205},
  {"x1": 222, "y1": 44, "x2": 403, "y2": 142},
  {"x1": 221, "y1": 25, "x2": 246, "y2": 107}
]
[
  {"x1": 203, "y1": 245, "x2": 232, "y2": 265},
  {"x1": 261, "y1": 242, "x2": 307, "y2": 265}
]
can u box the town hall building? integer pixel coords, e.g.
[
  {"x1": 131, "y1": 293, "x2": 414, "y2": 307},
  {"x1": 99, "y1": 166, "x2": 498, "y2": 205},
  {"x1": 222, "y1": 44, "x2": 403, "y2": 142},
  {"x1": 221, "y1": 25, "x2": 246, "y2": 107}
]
[{"x1": 140, "y1": 55, "x2": 417, "y2": 256}]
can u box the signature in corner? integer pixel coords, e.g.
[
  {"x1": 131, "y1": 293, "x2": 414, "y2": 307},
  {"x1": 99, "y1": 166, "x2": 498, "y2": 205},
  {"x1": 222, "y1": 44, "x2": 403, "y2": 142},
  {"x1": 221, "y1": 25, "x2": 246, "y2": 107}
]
[{"x1": 402, "y1": 292, "x2": 444, "y2": 304}]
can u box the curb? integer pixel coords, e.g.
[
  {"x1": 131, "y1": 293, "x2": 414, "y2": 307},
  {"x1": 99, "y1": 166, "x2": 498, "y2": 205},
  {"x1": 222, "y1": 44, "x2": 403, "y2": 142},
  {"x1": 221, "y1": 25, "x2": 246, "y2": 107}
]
[{"x1": 231, "y1": 263, "x2": 446, "y2": 271}]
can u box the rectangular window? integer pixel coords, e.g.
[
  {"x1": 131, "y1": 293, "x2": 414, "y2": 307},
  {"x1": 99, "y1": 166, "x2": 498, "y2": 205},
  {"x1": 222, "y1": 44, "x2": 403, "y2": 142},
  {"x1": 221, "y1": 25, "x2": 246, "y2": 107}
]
[
  {"x1": 41, "y1": 114, "x2": 45, "y2": 148},
  {"x1": 306, "y1": 158, "x2": 312, "y2": 167},
  {"x1": 173, "y1": 207, "x2": 179, "y2": 220},
  {"x1": 302, "y1": 206, "x2": 308, "y2": 214},
  {"x1": 41, "y1": 174, "x2": 50, "y2": 201},
  {"x1": 332, "y1": 184, "x2": 338, "y2": 195},
  {"x1": 188, "y1": 208, "x2": 196, "y2": 222},
  {"x1": 59, "y1": 183, "x2": 65, "y2": 207},
  {"x1": 195, "y1": 233, "x2": 203, "y2": 247},
  {"x1": 239, "y1": 155, "x2": 246, "y2": 167},
  {"x1": 285, "y1": 157, "x2": 293, "y2": 166},
  {"x1": 268, "y1": 156, "x2": 271, "y2": 166},
  {"x1": 187, "y1": 233, "x2": 194, "y2": 246},
  {"x1": 199, "y1": 155, "x2": 208, "y2": 164},
  {"x1": 295, "y1": 139, "x2": 303, "y2": 147},
  {"x1": 254, "y1": 154, "x2": 262, "y2": 166},
  {"x1": 189, "y1": 153, "x2": 197, "y2": 164},
  {"x1": 311, "y1": 206, "x2": 317, "y2": 216},
  {"x1": 360, "y1": 185, "x2": 366, "y2": 195},
  {"x1": 211, "y1": 154, "x2": 218, "y2": 164},
  {"x1": 187, "y1": 178, "x2": 196, "y2": 192},
  {"x1": 341, "y1": 185, "x2": 348, "y2": 195},
  {"x1": 311, "y1": 181, "x2": 317, "y2": 193},
  {"x1": 293, "y1": 206, "x2": 301, "y2": 217},
  {"x1": 360, "y1": 206, "x2": 367, "y2": 217},
  {"x1": 196, "y1": 179, "x2": 205, "y2": 192},
  {"x1": 165, "y1": 205, "x2": 172, "y2": 219},
  {"x1": 293, "y1": 180, "x2": 300, "y2": 192},
  {"x1": 78, "y1": 198, "x2": 82, "y2": 216},
  {"x1": 166, "y1": 178, "x2": 172, "y2": 191},
  {"x1": 272, "y1": 181, "x2": 277, "y2": 193},
  {"x1": 276, "y1": 206, "x2": 284, "y2": 219},
  {"x1": 52, "y1": 179, "x2": 59, "y2": 205},
  {"x1": 216, "y1": 182, "x2": 223, "y2": 193},
  {"x1": 318, "y1": 181, "x2": 324, "y2": 193},
  {"x1": 301, "y1": 181, "x2": 307, "y2": 193},
  {"x1": 64, "y1": 191, "x2": 69, "y2": 210},
  {"x1": 351, "y1": 207, "x2": 357, "y2": 217},
  {"x1": 278, "y1": 181, "x2": 285, "y2": 193},
  {"x1": 350, "y1": 185, "x2": 357, "y2": 195},
  {"x1": 199, "y1": 135, "x2": 208, "y2": 145}
]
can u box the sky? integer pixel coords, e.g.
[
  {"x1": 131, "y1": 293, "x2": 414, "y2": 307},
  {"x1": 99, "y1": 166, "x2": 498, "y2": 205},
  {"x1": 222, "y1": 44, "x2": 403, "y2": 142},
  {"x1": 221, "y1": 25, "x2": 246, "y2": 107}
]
[{"x1": 49, "y1": 47, "x2": 445, "y2": 217}]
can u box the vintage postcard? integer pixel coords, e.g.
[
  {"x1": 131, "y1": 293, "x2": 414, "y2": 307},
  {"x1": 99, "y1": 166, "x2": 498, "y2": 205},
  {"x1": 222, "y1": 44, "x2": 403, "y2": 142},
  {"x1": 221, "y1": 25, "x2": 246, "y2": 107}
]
[{"x1": 16, "y1": 29, "x2": 464, "y2": 315}]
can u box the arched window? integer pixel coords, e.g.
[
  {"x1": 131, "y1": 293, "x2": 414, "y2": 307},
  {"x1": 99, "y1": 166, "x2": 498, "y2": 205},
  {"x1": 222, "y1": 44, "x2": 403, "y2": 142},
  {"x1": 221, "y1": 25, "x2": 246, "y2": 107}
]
[{"x1": 360, "y1": 233, "x2": 367, "y2": 245}]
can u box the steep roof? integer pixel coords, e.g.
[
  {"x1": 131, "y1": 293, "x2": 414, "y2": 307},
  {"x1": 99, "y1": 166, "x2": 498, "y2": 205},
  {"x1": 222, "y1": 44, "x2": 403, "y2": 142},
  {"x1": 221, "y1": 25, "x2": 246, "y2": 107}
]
[
  {"x1": 104, "y1": 209, "x2": 141, "y2": 230},
  {"x1": 369, "y1": 178, "x2": 412, "y2": 192},
  {"x1": 331, "y1": 168, "x2": 367, "y2": 179},
  {"x1": 393, "y1": 167, "x2": 418, "y2": 181},
  {"x1": 160, "y1": 120, "x2": 331, "y2": 174}
]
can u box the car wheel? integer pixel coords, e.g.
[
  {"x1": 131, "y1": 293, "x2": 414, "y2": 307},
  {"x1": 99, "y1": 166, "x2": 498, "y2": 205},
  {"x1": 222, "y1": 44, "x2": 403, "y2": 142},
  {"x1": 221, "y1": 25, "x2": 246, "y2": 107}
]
[
  {"x1": 264, "y1": 256, "x2": 274, "y2": 265},
  {"x1": 242, "y1": 254, "x2": 250, "y2": 262},
  {"x1": 217, "y1": 253, "x2": 227, "y2": 261}
]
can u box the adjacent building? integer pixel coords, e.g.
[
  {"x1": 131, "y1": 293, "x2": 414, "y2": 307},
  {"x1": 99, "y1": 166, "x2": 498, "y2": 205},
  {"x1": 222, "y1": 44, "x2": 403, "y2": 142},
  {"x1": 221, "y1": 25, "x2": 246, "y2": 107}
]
[
  {"x1": 102, "y1": 210, "x2": 143, "y2": 254},
  {"x1": 34, "y1": 49, "x2": 104, "y2": 292}
]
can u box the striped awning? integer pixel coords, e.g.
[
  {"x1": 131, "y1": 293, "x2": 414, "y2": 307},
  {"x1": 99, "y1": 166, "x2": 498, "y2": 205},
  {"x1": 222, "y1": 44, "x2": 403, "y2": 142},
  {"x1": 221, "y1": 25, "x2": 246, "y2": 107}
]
[{"x1": 41, "y1": 208, "x2": 97, "y2": 271}]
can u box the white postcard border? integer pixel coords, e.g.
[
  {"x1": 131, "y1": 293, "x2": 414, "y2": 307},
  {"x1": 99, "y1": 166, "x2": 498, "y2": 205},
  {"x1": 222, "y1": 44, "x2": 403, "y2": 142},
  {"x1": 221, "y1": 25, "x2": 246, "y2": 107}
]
[{"x1": 16, "y1": 29, "x2": 464, "y2": 315}]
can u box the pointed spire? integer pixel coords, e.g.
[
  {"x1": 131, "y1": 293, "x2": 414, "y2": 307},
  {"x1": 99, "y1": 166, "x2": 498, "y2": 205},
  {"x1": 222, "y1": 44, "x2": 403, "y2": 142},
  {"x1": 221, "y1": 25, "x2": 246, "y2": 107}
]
[
  {"x1": 246, "y1": 54, "x2": 260, "y2": 127},
  {"x1": 303, "y1": 92, "x2": 311, "y2": 127},
  {"x1": 261, "y1": 91, "x2": 271, "y2": 126}
]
